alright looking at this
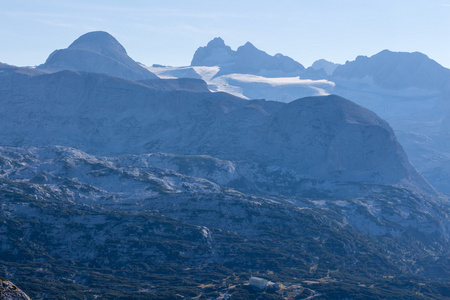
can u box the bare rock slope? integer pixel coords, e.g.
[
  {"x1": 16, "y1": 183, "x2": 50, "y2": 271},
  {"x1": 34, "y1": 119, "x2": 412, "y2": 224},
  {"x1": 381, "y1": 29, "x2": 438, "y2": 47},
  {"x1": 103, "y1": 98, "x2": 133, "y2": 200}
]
[{"x1": 0, "y1": 278, "x2": 31, "y2": 300}]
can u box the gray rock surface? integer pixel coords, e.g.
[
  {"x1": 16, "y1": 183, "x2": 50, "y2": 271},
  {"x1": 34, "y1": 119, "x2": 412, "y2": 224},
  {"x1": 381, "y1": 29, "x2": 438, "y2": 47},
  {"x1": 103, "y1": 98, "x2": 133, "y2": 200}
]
[{"x1": 0, "y1": 278, "x2": 31, "y2": 300}]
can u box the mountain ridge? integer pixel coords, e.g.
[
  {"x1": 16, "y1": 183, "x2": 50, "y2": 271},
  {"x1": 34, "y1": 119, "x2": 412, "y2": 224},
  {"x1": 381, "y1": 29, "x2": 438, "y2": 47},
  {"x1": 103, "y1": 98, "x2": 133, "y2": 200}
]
[
  {"x1": 153, "y1": 39, "x2": 450, "y2": 195},
  {"x1": 191, "y1": 37, "x2": 305, "y2": 77},
  {"x1": 332, "y1": 49, "x2": 450, "y2": 90},
  {"x1": 0, "y1": 68, "x2": 434, "y2": 194}
]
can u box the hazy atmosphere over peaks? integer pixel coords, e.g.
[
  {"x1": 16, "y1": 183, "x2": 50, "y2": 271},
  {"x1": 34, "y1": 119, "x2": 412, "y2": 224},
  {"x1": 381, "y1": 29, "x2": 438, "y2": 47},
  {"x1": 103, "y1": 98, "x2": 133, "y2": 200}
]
[
  {"x1": 1, "y1": 0, "x2": 450, "y2": 68},
  {"x1": 2, "y1": 3, "x2": 450, "y2": 298}
]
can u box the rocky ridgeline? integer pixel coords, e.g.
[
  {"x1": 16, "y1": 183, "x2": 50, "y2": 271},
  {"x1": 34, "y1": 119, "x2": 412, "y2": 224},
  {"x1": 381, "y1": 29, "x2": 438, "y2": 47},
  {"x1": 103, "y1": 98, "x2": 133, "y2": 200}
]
[{"x1": 191, "y1": 37, "x2": 305, "y2": 77}]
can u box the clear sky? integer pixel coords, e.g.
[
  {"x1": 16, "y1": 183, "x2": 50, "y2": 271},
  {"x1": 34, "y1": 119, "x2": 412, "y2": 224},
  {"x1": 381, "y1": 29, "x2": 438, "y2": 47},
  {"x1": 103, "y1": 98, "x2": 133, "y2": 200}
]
[{"x1": 1, "y1": 0, "x2": 450, "y2": 68}]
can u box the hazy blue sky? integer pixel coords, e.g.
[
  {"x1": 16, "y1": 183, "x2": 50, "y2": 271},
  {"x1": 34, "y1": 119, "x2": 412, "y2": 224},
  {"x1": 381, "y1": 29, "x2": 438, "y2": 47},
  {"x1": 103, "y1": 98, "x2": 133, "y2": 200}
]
[{"x1": 1, "y1": 0, "x2": 450, "y2": 68}]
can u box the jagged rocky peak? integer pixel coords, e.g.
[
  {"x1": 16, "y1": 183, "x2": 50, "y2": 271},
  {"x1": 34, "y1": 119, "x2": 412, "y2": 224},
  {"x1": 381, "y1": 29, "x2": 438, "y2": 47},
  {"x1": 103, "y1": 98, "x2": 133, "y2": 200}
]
[
  {"x1": 0, "y1": 278, "x2": 31, "y2": 300},
  {"x1": 191, "y1": 37, "x2": 235, "y2": 66},
  {"x1": 206, "y1": 37, "x2": 227, "y2": 48},
  {"x1": 333, "y1": 49, "x2": 450, "y2": 90},
  {"x1": 238, "y1": 41, "x2": 257, "y2": 51},
  {"x1": 191, "y1": 37, "x2": 304, "y2": 76},
  {"x1": 38, "y1": 31, "x2": 158, "y2": 81}
]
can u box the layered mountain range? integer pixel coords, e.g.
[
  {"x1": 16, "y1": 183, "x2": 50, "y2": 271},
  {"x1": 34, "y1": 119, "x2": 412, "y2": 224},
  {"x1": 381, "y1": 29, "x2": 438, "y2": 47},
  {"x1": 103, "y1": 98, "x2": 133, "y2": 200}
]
[
  {"x1": 0, "y1": 64, "x2": 431, "y2": 192},
  {"x1": 1, "y1": 32, "x2": 449, "y2": 299},
  {"x1": 151, "y1": 37, "x2": 450, "y2": 196}
]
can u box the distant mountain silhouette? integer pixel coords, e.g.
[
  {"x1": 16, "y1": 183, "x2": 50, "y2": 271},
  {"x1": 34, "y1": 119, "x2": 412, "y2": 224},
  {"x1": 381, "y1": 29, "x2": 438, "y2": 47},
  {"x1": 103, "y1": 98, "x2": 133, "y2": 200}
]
[
  {"x1": 333, "y1": 50, "x2": 450, "y2": 90},
  {"x1": 191, "y1": 37, "x2": 305, "y2": 77},
  {"x1": 38, "y1": 31, "x2": 158, "y2": 81},
  {"x1": 311, "y1": 59, "x2": 340, "y2": 75}
]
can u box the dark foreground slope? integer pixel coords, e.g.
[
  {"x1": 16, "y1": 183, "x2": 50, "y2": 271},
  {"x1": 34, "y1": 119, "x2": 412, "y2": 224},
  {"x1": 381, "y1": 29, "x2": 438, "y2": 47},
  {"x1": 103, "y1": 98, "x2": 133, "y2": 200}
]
[{"x1": 0, "y1": 146, "x2": 449, "y2": 299}]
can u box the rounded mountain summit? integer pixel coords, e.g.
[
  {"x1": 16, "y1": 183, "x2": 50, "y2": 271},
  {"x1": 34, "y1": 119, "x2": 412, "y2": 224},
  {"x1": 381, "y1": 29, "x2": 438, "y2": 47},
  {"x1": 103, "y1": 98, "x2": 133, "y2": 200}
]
[{"x1": 38, "y1": 31, "x2": 158, "y2": 81}]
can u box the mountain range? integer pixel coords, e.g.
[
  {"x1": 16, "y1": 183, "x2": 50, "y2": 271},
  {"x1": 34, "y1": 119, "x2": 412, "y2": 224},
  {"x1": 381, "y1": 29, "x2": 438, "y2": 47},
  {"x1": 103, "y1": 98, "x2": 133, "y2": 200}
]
[
  {"x1": 0, "y1": 64, "x2": 432, "y2": 193},
  {"x1": 150, "y1": 37, "x2": 450, "y2": 196},
  {"x1": 191, "y1": 37, "x2": 305, "y2": 77},
  {"x1": 0, "y1": 31, "x2": 449, "y2": 299},
  {"x1": 333, "y1": 49, "x2": 450, "y2": 90}
]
